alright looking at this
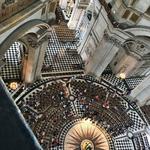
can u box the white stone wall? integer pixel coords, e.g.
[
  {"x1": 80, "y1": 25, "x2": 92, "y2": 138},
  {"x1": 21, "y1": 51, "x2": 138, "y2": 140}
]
[
  {"x1": 134, "y1": 0, "x2": 150, "y2": 13},
  {"x1": 78, "y1": 0, "x2": 131, "y2": 77},
  {"x1": 131, "y1": 75, "x2": 150, "y2": 106},
  {"x1": 74, "y1": 0, "x2": 150, "y2": 106},
  {"x1": 111, "y1": 0, "x2": 150, "y2": 26},
  {"x1": 79, "y1": 17, "x2": 106, "y2": 62},
  {"x1": 138, "y1": 17, "x2": 150, "y2": 27}
]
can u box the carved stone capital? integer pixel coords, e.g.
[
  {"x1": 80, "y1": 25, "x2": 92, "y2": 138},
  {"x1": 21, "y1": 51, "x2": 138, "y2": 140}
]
[
  {"x1": 27, "y1": 37, "x2": 39, "y2": 48},
  {"x1": 27, "y1": 34, "x2": 48, "y2": 48},
  {"x1": 124, "y1": 40, "x2": 150, "y2": 59}
]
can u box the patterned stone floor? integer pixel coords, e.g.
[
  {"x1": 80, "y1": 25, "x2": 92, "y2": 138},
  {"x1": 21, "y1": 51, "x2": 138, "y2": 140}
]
[
  {"x1": 15, "y1": 76, "x2": 149, "y2": 150},
  {"x1": 0, "y1": 25, "x2": 83, "y2": 82},
  {"x1": 0, "y1": 18, "x2": 149, "y2": 150},
  {"x1": 102, "y1": 65, "x2": 145, "y2": 91}
]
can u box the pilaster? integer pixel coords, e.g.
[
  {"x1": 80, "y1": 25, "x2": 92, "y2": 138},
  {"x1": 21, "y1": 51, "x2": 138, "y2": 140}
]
[
  {"x1": 22, "y1": 31, "x2": 48, "y2": 83},
  {"x1": 130, "y1": 75, "x2": 150, "y2": 106}
]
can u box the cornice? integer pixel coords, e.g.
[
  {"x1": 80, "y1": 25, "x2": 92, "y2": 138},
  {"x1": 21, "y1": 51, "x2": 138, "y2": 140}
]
[{"x1": 0, "y1": 1, "x2": 43, "y2": 35}]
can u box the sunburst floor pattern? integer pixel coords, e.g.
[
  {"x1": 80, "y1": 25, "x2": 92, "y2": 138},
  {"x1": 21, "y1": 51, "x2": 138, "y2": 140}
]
[{"x1": 64, "y1": 119, "x2": 109, "y2": 150}]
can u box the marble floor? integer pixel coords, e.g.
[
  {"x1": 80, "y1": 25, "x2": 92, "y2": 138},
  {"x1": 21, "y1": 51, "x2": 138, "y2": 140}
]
[
  {"x1": 0, "y1": 16, "x2": 149, "y2": 150},
  {"x1": 15, "y1": 76, "x2": 149, "y2": 150}
]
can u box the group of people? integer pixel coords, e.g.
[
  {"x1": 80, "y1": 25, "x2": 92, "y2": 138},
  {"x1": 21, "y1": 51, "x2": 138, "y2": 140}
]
[
  {"x1": 70, "y1": 77, "x2": 134, "y2": 137},
  {"x1": 18, "y1": 76, "x2": 135, "y2": 149}
]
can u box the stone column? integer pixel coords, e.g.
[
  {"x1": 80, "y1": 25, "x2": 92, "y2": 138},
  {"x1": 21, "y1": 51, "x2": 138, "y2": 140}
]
[
  {"x1": 76, "y1": 10, "x2": 85, "y2": 30},
  {"x1": 34, "y1": 39, "x2": 48, "y2": 80},
  {"x1": 85, "y1": 33, "x2": 121, "y2": 77},
  {"x1": 22, "y1": 33, "x2": 48, "y2": 84},
  {"x1": 68, "y1": 0, "x2": 87, "y2": 30},
  {"x1": 95, "y1": 42, "x2": 119, "y2": 77},
  {"x1": 130, "y1": 75, "x2": 150, "y2": 106},
  {"x1": 134, "y1": 0, "x2": 150, "y2": 13}
]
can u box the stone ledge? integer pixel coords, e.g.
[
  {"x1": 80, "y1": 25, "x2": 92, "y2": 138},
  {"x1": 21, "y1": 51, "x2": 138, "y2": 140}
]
[{"x1": 0, "y1": 1, "x2": 43, "y2": 35}]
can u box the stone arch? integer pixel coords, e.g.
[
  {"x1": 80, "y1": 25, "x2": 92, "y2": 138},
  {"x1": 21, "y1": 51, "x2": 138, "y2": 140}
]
[
  {"x1": 0, "y1": 19, "x2": 50, "y2": 83},
  {"x1": 17, "y1": 40, "x2": 28, "y2": 56},
  {"x1": 116, "y1": 35, "x2": 150, "y2": 77},
  {"x1": 0, "y1": 19, "x2": 50, "y2": 58},
  {"x1": 123, "y1": 35, "x2": 150, "y2": 56},
  {"x1": 18, "y1": 32, "x2": 39, "y2": 54},
  {"x1": 124, "y1": 27, "x2": 150, "y2": 37}
]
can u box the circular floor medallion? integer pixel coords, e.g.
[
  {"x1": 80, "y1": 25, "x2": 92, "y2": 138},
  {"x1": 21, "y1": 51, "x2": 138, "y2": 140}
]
[
  {"x1": 64, "y1": 119, "x2": 109, "y2": 150},
  {"x1": 69, "y1": 95, "x2": 75, "y2": 101}
]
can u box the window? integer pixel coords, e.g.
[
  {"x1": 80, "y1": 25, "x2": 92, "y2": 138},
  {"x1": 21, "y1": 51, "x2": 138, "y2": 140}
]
[
  {"x1": 130, "y1": 13, "x2": 139, "y2": 23},
  {"x1": 122, "y1": 10, "x2": 130, "y2": 19}
]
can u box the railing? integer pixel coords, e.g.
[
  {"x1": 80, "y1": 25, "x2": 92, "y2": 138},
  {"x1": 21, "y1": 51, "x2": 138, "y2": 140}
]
[{"x1": 0, "y1": 0, "x2": 38, "y2": 23}]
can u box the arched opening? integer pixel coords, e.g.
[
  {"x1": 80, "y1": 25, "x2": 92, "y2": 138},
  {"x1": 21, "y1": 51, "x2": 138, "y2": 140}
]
[
  {"x1": 0, "y1": 41, "x2": 29, "y2": 92},
  {"x1": 0, "y1": 20, "x2": 49, "y2": 57},
  {"x1": 101, "y1": 35, "x2": 150, "y2": 96},
  {"x1": 0, "y1": 42, "x2": 22, "y2": 91},
  {"x1": 0, "y1": 20, "x2": 50, "y2": 85}
]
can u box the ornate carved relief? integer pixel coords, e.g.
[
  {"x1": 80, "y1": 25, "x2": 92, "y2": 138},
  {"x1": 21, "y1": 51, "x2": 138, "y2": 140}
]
[
  {"x1": 27, "y1": 34, "x2": 48, "y2": 48},
  {"x1": 122, "y1": 39, "x2": 150, "y2": 77},
  {"x1": 27, "y1": 37, "x2": 38, "y2": 48},
  {"x1": 124, "y1": 40, "x2": 150, "y2": 58},
  {"x1": 103, "y1": 30, "x2": 122, "y2": 47}
]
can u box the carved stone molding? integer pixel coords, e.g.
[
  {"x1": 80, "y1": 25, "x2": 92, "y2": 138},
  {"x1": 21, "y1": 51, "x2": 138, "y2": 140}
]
[
  {"x1": 124, "y1": 40, "x2": 150, "y2": 58},
  {"x1": 27, "y1": 37, "x2": 38, "y2": 48},
  {"x1": 78, "y1": 0, "x2": 90, "y2": 9},
  {"x1": 103, "y1": 30, "x2": 122, "y2": 47},
  {"x1": 27, "y1": 34, "x2": 48, "y2": 48}
]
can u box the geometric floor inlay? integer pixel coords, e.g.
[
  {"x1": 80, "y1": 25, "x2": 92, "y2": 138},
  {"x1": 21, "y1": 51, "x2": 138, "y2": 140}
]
[
  {"x1": 15, "y1": 75, "x2": 149, "y2": 149},
  {"x1": 64, "y1": 119, "x2": 109, "y2": 150}
]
